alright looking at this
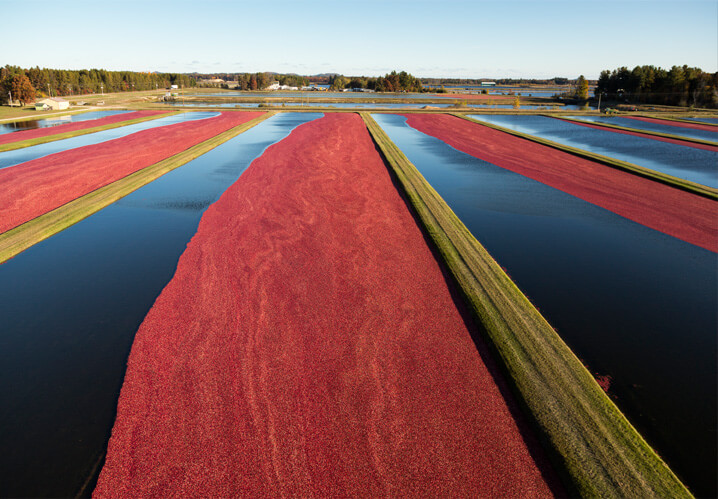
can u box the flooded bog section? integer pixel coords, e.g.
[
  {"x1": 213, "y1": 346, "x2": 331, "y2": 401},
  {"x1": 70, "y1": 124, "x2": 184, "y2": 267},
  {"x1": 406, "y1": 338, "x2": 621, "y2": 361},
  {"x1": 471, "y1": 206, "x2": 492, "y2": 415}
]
[
  {"x1": 0, "y1": 112, "x2": 218, "y2": 170},
  {"x1": 373, "y1": 113, "x2": 717, "y2": 496},
  {"x1": 0, "y1": 113, "x2": 322, "y2": 497},
  {"x1": 469, "y1": 114, "x2": 718, "y2": 189},
  {"x1": 566, "y1": 115, "x2": 718, "y2": 142},
  {"x1": 0, "y1": 110, "x2": 131, "y2": 134}
]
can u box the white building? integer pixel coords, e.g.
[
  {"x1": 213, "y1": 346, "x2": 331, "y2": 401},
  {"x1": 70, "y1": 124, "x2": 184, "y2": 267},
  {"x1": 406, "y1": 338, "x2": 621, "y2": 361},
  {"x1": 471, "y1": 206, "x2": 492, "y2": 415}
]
[
  {"x1": 37, "y1": 97, "x2": 70, "y2": 110},
  {"x1": 266, "y1": 81, "x2": 281, "y2": 90}
]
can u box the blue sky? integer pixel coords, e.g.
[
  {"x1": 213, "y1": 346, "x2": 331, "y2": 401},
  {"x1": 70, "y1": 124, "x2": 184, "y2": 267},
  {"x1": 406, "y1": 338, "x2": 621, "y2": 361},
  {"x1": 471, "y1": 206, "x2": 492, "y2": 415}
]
[{"x1": 3, "y1": 0, "x2": 716, "y2": 79}]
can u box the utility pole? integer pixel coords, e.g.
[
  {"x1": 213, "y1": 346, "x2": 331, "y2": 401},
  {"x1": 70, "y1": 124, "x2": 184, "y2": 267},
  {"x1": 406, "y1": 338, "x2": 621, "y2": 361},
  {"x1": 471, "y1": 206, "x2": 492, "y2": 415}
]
[
  {"x1": 47, "y1": 83, "x2": 51, "y2": 97},
  {"x1": 597, "y1": 92, "x2": 602, "y2": 112},
  {"x1": 8, "y1": 91, "x2": 12, "y2": 106}
]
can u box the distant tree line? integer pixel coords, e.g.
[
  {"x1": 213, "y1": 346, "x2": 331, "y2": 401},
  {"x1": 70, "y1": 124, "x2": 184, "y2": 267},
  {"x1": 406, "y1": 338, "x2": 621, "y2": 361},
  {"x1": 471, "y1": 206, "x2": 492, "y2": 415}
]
[
  {"x1": 192, "y1": 72, "x2": 309, "y2": 90},
  {"x1": 329, "y1": 71, "x2": 424, "y2": 92},
  {"x1": 1, "y1": 65, "x2": 196, "y2": 103},
  {"x1": 595, "y1": 65, "x2": 717, "y2": 108}
]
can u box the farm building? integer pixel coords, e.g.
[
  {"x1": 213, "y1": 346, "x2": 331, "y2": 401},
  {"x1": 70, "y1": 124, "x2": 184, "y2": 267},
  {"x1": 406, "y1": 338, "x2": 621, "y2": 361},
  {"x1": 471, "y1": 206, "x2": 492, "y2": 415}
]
[
  {"x1": 481, "y1": 81, "x2": 497, "y2": 87},
  {"x1": 36, "y1": 97, "x2": 70, "y2": 110}
]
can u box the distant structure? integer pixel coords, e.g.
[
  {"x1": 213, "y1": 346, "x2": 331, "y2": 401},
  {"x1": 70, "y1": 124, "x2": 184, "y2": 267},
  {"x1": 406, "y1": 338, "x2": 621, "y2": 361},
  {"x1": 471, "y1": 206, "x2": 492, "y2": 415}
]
[
  {"x1": 170, "y1": 84, "x2": 179, "y2": 89},
  {"x1": 481, "y1": 81, "x2": 497, "y2": 87},
  {"x1": 266, "y1": 81, "x2": 300, "y2": 91},
  {"x1": 36, "y1": 97, "x2": 69, "y2": 110}
]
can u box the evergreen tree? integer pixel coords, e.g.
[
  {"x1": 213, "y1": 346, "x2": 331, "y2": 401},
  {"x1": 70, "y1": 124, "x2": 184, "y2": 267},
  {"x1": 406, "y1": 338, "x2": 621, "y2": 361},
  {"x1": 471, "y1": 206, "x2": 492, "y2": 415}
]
[{"x1": 576, "y1": 75, "x2": 589, "y2": 100}]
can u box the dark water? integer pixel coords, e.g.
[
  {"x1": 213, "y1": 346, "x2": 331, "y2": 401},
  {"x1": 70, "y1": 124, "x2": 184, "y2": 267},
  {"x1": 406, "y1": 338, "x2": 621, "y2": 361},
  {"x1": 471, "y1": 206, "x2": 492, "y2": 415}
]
[
  {"x1": 0, "y1": 112, "x2": 323, "y2": 497},
  {"x1": 470, "y1": 114, "x2": 718, "y2": 189},
  {"x1": 0, "y1": 111, "x2": 131, "y2": 135},
  {"x1": 567, "y1": 115, "x2": 718, "y2": 143},
  {"x1": 0, "y1": 112, "x2": 219, "y2": 170},
  {"x1": 373, "y1": 113, "x2": 717, "y2": 497}
]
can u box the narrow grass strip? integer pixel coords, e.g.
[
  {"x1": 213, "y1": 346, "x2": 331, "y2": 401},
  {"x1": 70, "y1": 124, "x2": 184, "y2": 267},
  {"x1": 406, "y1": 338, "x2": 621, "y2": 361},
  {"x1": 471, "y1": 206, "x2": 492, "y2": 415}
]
[
  {"x1": 454, "y1": 113, "x2": 717, "y2": 200},
  {"x1": 0, "y1": 112, "x2": 273, "y2": 264},
  {"x1": 361, "y1": 112, "x2": 692, "y2": 498},
  {"x1": 550, "y1": 115, "x2": 718, "y2": 147},
  {"x1": 0, "y1": 111, "x2": 178, "y2": 153}
]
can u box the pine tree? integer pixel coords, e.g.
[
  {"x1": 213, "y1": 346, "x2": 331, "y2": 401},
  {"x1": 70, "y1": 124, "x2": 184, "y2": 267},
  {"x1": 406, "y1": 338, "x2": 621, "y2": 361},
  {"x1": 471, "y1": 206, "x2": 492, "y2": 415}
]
[{"x1": 576, "y1": 75, "x2": 589, "y2": 100}]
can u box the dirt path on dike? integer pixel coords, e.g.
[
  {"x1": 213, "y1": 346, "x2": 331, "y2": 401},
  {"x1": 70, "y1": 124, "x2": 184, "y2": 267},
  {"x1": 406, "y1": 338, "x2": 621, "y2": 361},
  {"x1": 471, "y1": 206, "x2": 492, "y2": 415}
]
[
  {"x1": 94, "y1": 113, "x2": 561, "y2": 497},
  {"x1": 405, "y1": 114, "x2": 717, "y2": 253},
  {"x1": 0, "y1": 112, "x2": 262, "y2": 234}
]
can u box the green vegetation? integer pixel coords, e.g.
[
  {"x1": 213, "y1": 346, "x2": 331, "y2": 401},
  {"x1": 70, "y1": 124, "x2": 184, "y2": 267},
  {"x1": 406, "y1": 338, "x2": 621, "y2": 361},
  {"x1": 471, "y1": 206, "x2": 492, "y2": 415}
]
[
  {"x1": 455, "y1": 113, "x2": 717, "y2": 200},
  {"x1": 362, "y1": 111, "x2": 691, "y2": 498},
  {"x1": 0, "y1": 111, "x2": 177, "y2": 153},
  {"x1": 596, "y1": 65, "x2": 717, "y2": 108},
  {"x1": 0, "y1": 113, "x2": 273, "y2": 264},
  {"x1": 576, "y1": 75, "x2": 589, "y2": 100},
  {"x1": 1, "y1": 65, "x2": 196, "y2": 102}
]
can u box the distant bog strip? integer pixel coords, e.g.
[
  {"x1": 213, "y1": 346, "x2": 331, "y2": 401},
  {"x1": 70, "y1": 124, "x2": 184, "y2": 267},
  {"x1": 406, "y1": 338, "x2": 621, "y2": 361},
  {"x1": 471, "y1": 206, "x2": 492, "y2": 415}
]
[
  {"x1": 0, "y1": 112, "x2": 265, "y2": 236},
  {"x1": 406, "y1": 113, "x2": 717, "y2": 252},
  {"x1": 631, "y1": 115, "x2": 718, "y2": 132},
  {"x1": 552, "y1": 115, "x2": 718, "y2": 151},
  {"x1": 0, "y1": 112, "x2": 272, "y2": 264},
  {"x1": 0, "y1": 110, "x2": 173, "y2": 151}
]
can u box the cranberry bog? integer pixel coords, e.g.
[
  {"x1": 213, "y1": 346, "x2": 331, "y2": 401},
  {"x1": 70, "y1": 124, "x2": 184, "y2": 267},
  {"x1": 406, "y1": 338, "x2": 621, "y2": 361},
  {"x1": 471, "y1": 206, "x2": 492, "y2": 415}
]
[
  {"x1": 372, "y1": 112, "x2": 715, "y2": 496},
  {"x1": 0, "y1": 108, "x2": 707, "y2": 496}
]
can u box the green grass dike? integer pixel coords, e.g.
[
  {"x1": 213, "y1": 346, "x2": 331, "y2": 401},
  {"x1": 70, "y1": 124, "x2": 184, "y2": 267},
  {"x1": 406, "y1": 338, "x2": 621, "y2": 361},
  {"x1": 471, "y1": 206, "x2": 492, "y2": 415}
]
[
  {"x1": 361, "y1": 111, "x2": 692, "y2": 498},
  {"x1": 0, "y1": 112, "x2": 274, "y2": 264}
]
